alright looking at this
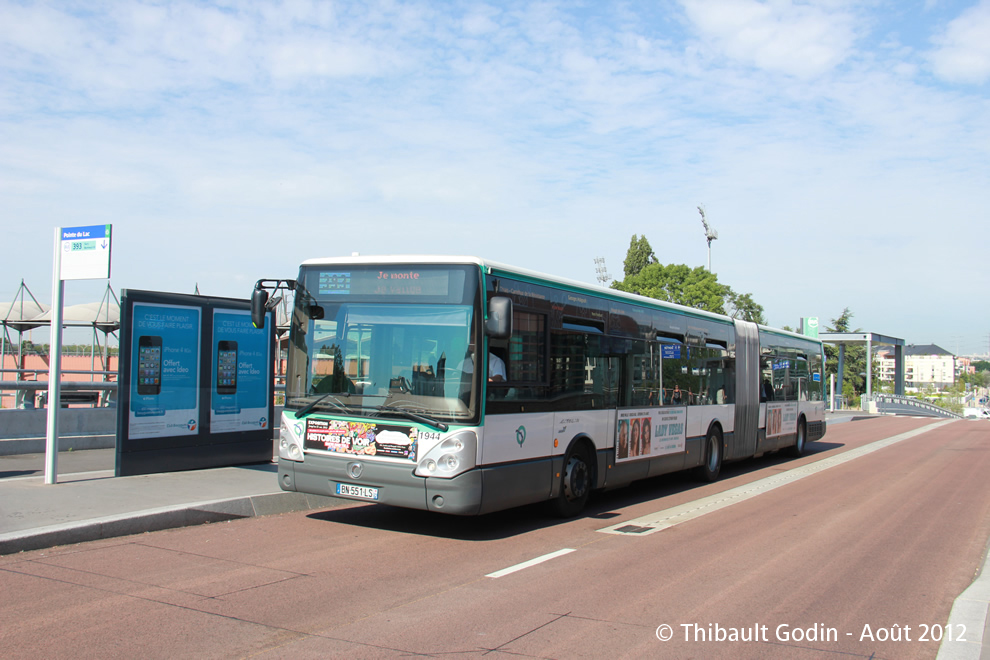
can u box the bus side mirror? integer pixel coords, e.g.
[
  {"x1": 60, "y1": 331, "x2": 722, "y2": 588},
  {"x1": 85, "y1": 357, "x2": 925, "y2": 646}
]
[
  {"x1": 251, "y1": 288, "x2": 269, "y2": 329},
  {"x1": 485, "y1": 296, "x2": 512, "y2": 339}
]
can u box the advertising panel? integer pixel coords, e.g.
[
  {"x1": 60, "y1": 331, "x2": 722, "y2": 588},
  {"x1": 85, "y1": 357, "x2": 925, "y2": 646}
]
[
  {"x1": 615, "y1": 407, "x2": 687, "y2": 462},
  {"x1": 210, "y1": 309, "x2": 271, "y2": 434},
  {"x1": 127, "y1": 303, "x2": 201, "y2": 440},
  {"x1": 303, "y1": 419, "x2": 422, "y2": 461},
  {"x1": 116, "y1": 289, "x2": 274, "y2": 477},
  {"x1": 766, "y1": 401, "x2": 799, "y2": 438}
]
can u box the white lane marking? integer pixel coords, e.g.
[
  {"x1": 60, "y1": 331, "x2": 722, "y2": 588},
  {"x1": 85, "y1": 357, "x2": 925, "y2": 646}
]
[
  {"x1": 599, "y1": 419, "x2": 954, "y2": 536},
  {"x1": 486, "y1": 548, "x2": 577, "y2": 578}
]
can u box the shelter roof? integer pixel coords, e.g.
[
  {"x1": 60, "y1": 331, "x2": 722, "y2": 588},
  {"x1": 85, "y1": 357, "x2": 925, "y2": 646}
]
[
  {"x1": 819, "y1": 332, "x2": 904, "y2": 347},
  {"x1": 32, "y1": 301, "x2": 121, "y2": 331},
  {"x1": 0, "y1": 300, "x2": 50, "y2": 332}
]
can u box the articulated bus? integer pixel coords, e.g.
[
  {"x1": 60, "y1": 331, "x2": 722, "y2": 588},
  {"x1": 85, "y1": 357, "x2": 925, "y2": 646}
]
[{"x1": 251, "y1": 256, "x2": 826, "y2": 517}]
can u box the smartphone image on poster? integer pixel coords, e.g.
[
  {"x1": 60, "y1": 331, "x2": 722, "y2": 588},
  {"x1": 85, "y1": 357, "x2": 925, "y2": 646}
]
[
  {"x1": 217, "y1": 340, "x2": 238, "y2": 395},
  {"x1": 137, "y1": 335, "x2": 163, "y2": 395}
]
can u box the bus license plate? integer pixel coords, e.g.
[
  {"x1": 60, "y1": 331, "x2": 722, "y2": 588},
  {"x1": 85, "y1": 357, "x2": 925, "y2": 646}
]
[{"x1": 336, "y1": 483, "x2": 379, "y2": 501}]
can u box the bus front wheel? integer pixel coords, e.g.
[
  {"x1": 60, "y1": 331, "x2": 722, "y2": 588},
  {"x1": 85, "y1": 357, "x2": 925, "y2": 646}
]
[
  {"x1": 551, "y1": 445, "x2": 592, "y2": 517},
  {"x1": 697, "y1": 427, "x2": 723, "y2": 482}
]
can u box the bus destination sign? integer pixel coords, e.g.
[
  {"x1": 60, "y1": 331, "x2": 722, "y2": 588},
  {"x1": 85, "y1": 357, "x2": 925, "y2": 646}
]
[{"x1": 317, "y1": 269, "x2": 450, "y2": 297}]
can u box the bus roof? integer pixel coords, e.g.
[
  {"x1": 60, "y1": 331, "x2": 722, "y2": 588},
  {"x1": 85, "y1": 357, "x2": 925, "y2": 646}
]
[{"x1": 297, "y1": 254, "x2": 821, "y2": 345}]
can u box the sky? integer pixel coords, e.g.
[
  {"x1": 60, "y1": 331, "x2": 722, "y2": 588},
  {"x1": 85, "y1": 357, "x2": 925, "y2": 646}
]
[{"x1": 1, "y1": 0, "x2": 988, "y2": 355}]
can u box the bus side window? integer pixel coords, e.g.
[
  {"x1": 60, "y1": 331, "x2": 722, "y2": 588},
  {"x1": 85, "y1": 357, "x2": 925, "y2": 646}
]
[
  {"x1": 810, "y1": 352, "x2": 824, "y2": 401},
  {"x1": 503, "y1": 310, "x2": 544, "y2": 384},
  {"x1": 488, "y1": 309, "x2": 547, "y2": 404},
  {"x1": 718, "y1": 358, "x2": 735, "y2": 404},
  {"x1": 760, "y1": 356, "x2": 774, "y2": 402}
]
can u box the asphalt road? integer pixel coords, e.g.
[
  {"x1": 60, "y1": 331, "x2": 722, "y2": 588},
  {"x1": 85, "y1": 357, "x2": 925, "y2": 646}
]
[{"x1": 2, "y1": 416, "x2": 988, "y2": 659}]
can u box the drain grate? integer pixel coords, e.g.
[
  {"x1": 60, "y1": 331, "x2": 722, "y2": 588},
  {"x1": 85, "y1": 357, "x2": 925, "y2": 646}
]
[{"x1": 613, "y1": 524, "x2": 655, "y2": 534}]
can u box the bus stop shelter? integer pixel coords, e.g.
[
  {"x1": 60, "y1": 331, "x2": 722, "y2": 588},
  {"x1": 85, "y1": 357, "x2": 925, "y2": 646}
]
[{"x1": 820, "y1": 332, "x2": 906, "y2": 399}]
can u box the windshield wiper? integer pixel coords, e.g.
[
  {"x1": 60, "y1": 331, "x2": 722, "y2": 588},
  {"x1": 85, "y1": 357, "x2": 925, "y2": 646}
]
[
  {"x1": 294, "y1": 392, "x2": 350, "y2": 419},
  {"x1": 293, "y1": 394, "x2": 449, "y2": 432},
  {"x1": 378, "y1": 403, "x2": 448, "y2": 431}
]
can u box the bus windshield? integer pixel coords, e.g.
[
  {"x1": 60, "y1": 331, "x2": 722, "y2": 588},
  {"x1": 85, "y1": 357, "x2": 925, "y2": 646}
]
[{"x1": 285, "y1": 264, "x2": 481, "y2": 425}]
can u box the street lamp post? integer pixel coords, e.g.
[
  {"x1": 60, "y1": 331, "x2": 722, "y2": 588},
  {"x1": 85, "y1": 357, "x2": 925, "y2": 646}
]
[{"x1": 698, "y1": 205, "x2": 718, "y2": 272}]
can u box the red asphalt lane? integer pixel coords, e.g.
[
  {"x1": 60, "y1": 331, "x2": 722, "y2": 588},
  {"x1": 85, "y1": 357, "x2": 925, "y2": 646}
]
[{"x1": 0, "y1": 416, "x2": 987, "y2": 659}]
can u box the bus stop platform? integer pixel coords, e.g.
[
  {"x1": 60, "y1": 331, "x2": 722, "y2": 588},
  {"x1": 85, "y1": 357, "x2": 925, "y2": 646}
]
[{"x1": 0, "y1": 449, "x2": 342, "y2": 555}]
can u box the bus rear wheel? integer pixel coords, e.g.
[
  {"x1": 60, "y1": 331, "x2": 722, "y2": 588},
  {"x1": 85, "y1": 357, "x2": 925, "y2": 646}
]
[
  {"x1": 697, "y1": 427, "x2": 722, "y2": 482},
  {"x1": 787, "y1": 419, "x2": 807, "y2": 458},
  {"x1": 551, "y1": 445, "x2": 592, "y2": 517}
]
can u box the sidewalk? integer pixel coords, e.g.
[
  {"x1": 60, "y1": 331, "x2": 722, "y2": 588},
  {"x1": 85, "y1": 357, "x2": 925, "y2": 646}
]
[{"x1": 0, "y1": 448, "x2": 342, "y2": 555}]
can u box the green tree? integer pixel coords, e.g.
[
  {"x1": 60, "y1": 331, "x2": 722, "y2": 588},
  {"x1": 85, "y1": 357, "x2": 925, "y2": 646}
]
[
  {"x1": 723, "y1": 290, "x2": 767, "y2": 324},
  {"x1": 614, "y1": 233, "x2": 765, "y2": 321},
  {"x1": 960, "y1": 370, "x2": 990, "y2": 389},
  {"x1": 623, "y1": 234, "x2": 657, "y2": 278},
  {"x1": 829, "y1": 307, "x2": 855, "y2": 333},
  {"x1": 613, "y1": 263, "x2": 727, "y2": 313}
]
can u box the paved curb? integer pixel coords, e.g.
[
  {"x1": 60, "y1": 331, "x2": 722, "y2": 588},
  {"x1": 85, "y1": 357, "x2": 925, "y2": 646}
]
[
  {"x1": 0, "y1": 492, "x2": 342, "y2": 556},
  {"x1": 936, "y1": 545, "x2": 990, "y2": 660}
]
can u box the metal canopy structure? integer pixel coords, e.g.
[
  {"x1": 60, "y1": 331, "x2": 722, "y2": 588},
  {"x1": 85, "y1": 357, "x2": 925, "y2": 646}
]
[
  {"x1": 2, "y1": 281, "x2": 52, "y2": 407},
  {"x1": 820, "y1": 331, "x2": 906, "y2": 399},
  {"x1": 33, "y1": 299, "x2": 121, "y2": 332},
  {"x1": 2, "y1": 281, "x2": 121, "y2": 407}
]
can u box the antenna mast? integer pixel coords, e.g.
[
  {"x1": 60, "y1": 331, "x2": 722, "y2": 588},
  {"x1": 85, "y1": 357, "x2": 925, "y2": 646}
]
[
  {"x1": 594, "y1": 257, "x2": 611, "y2": 287},
  {"x1": 698, "y1": 205, "x2": 718, "y2": 272}
]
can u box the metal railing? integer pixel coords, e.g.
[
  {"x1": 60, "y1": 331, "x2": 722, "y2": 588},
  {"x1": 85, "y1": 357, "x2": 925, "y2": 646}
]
[
  {"x1": 2, "y1": 368, "x2": 286, "y2": 409},
  {"x1": 874, "y1": 394, "x2": 962, "y2": 419},
  {"x1": 1, "y1": 368, "x2": 117, "y2": 377}
]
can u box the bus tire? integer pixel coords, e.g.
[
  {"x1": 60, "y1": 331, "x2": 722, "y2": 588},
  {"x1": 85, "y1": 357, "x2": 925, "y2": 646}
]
[
  {"x1": 697, "y1": 426, "x2": 723, "y2": 483},
  {"x1": 551, "y1": 444, "x2": 593, "y2": 517},
  {"x1": 787, "y1": 418, "x2": 807, "y2": 458}
]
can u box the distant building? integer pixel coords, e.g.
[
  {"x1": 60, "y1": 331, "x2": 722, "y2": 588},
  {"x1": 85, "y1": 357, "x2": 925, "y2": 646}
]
[{"x1": 878, "y1": 344, "x2": 955, "y2": 390}]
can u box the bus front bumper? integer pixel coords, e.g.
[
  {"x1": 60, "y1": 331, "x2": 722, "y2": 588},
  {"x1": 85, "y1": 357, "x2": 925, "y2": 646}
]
[{"x1": 278, "y1": 454, "x2": 484, "y2": 515}]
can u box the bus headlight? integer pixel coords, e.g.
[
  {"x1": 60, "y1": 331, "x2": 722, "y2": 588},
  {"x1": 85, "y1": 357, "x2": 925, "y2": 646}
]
[
  {"x1": 279, "y1": 418, "x2": 305, "y2": 462},
  {"x1": 415, "y1": 430, "x2": 477, "y2": 478}
]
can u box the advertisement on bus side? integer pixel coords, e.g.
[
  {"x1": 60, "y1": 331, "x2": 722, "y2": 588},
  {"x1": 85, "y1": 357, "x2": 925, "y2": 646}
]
[
  {"x1": 616, "y1": 407, "x2": 687, "y2": 461},
  {"x1": 765, "y1": 402, "x2": 799, "y2": 438}
]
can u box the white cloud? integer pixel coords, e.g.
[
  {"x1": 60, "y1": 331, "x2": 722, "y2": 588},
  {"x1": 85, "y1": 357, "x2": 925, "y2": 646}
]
[
  {"x1": 462, "y1": 5, "x2": 501, "y2": 36},
  {"x1": 0, "y1": 3, "x2": 84, "y2": 57},
  {"x1": 680, "y1": 0, "x2": 859, "y2": 78},
  {"x1": 267, "y1": 38, "x2": 393, "y2": 78},
  {"x1": 1, "y1": 0, "x2": 988, "y2": 352},
  {"x1": 928, "y1": 0, "x2": 990, "y2": 84}
]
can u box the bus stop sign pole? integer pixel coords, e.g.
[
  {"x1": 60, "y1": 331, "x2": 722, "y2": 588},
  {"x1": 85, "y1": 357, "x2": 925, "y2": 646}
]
[
  {"x1": 45, "y1": 228, "x2": 64, "y2": 484},
  {"x1": 45, "y1": 225, "x2": 112, "y2": 485}
]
